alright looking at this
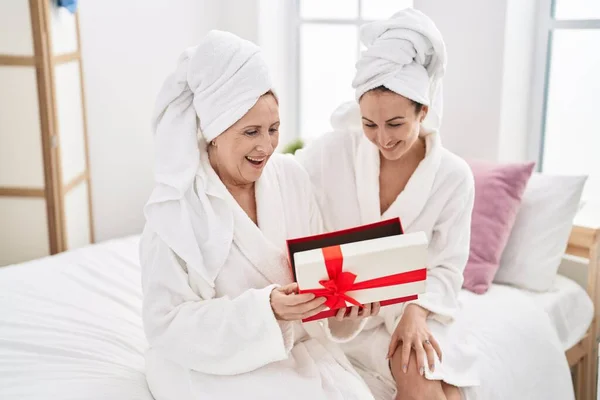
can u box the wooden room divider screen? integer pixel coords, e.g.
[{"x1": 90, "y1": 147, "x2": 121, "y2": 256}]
[{"x1": 0, "y1": 1, "x2": 93, "y2": 266}]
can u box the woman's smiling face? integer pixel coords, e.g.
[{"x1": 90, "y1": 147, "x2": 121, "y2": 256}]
[
  {"x1": 209, "y1": 93, "x2": 280, "y2": 186},
  {"x1": 359, "y1": 89, "x2": 427, "y2": 161}
]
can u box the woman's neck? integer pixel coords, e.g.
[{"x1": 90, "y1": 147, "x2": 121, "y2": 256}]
[
  {"x1": 377, "y1": 135, "x2": 427, "y2": 215},
  {"x1": 224, "y1": 181, "x2": 254, "y2": 197}
]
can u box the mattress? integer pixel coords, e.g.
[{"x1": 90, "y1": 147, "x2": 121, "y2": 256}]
[{"x1": 0, "y1": 236, "x2": 152, "y2": 400}]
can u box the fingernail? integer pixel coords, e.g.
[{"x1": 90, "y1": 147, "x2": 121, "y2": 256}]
[
  {"x1": 419, "y1": 367, "x2": 424, "y2": 376},
  {"x1": 430, "y1": 364, "x2": 435, "y2": 372},
  {"x1": 402, "y1": 365, "x2": 407, "y2": 373}
]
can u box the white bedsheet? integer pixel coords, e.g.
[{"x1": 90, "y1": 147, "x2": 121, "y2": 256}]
[
  {"x1": 523, "y1": 274, "x2": 594, "y2": 351},
  {"x1": 457, "y1": 283, "x2": 577, "y2": 400},
  {"x1": 0, "y1": 236, "x2": 152, "y2": 400}
]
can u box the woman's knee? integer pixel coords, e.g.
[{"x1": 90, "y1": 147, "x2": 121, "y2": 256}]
[{"x1": 390, "y1": 350, "x2": 445, "y2": 400}]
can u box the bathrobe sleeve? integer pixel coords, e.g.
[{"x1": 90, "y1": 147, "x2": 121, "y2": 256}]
[
  {"x1": 140, "y1": 229, "x2": 294, "y2": 376},
  {"x1": 384, "y1": 171, "x2": 475, "y2": 334}
]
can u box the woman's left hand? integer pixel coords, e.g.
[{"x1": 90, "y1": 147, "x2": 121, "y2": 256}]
[
  {"x1": 335, "y1": 302, "x2": 381, "y2": 321},
  {"x1": 387, "y1": 303, "x2": 442, "y2": 375}
]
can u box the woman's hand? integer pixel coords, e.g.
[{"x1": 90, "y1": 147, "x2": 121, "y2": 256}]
[
  {"x1": 270, "y1": 283, "x2": 327, "y2": 321},
  {"x1": 387, "y1": 304, "x2": 442, "y2": 375},
  {"x1": 334, "y1": 302, "x2": 381, "y2": 321}
]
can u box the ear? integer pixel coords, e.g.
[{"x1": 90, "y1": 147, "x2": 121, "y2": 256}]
[{"x1": 420, "y1": 105, "x2": 429, "y2": 123}]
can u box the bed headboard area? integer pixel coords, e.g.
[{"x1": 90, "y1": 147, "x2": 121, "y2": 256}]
[
  {"x1": 561, "y1": 226, "x2": 600, "y2": 286},
  {"x1": 562, "y1": 224, "x2": 600, "y2": 399},
  {"x1": 564, "y1": 226, "x2": 600, "y2": 303},
  {"x1": 567, "y1": 226, "x2": 600, "y2": 260}
]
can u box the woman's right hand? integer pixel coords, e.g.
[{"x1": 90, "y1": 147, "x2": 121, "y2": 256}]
[{"x1": 270, "y1": 283, "x2": 328, "y2": 321}]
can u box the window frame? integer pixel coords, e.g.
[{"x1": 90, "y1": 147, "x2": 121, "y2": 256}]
[
  {"x1": 529, "y1": 0, "x2": 600, "y2": 169},
  {"x1": 290, "y1": 0, "x2": 381, "y2": 141}
]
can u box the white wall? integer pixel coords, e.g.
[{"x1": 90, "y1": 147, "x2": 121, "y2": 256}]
[
  {"x1": 258, "y1": 0, "x2": 297, "y2": 146},
  {"x1": 78, "y1": 1, "x2": 220, "y2": 242},
  {"x1": 218, "y1": 0, "x2": 260, "y2": 43},
  {"x1": 414, "y1": 0, "x2": 507, "y2": 160},
  {"x1": 414, "y1": 0, "x2": 538, "y2": 163},
  {"x1": 217, "y1": 0, "x2": 298, "y2": 146}
]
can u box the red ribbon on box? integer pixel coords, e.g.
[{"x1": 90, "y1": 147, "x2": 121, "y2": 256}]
[{"x1": 304, "y1": 245, "x2": 427, "y2": 310}]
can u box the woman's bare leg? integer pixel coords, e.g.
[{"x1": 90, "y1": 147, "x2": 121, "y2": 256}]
[
  {"x1": 390, "y1": 346, "x2": 446, "y2": 400},
  {"x1": 442, "y1": 382, "x2": 461, "y2": 400}
]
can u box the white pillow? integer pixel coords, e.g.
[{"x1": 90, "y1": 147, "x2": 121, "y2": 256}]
[{"x1": 494, "y1": 173, "x2": 587, "y2": 292}]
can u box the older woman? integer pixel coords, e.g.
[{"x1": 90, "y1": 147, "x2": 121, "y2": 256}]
[
  {"x1": 296, "y1": 9, "x2": 479, "y2": 400},
  {"x1": 139, "y1": 31, "x2": 376, "y2": 400}
]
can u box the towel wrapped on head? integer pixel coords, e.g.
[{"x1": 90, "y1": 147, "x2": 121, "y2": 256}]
[
  {"x1": 332, "y1": 8, "x2": 446, "y2": 133},
  {"x1": 144, "y1": 30, "x2": 275, "y2": 286}
]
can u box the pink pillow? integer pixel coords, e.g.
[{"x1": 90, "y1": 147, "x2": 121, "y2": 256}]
[{"x1": 462, "y1": 160, "x2": 535, "y2": 294}]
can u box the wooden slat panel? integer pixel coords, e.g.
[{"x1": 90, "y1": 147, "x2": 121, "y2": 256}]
[
  {"x1": 587, "y1": 238, "x2": 600, "y2": 400},
  {"x1": 569, "y1": 226, "x2": 599, "y2": 252},
  {"x1": 576, "y1": 361, "x2": 587, "y2": 400},
  {"x1": 564, "y1": 223, "x2": 600, "y2": 400},
  {"x1": 40, "y1": 0, "x2": 67, "y2": 252},
  {"x1": 53, "y1": 51, "x2": 79, "y2": 65},
  {"x1": 63, "y1": 171, "x2": 87, "y2": 194},
  {"x1": 566, "y1": 335, "x2": 589, "y2": 366},
  {"x1": 566, "y1": 245, "x2": 592, "y2": 259},
  {"x1": 0, "y1": 187, "x2": 45, "y2": 198},
  {"x1": 74, "y1": 13, "x2": 94, "y2": 244},
  {"x1": 29, "y1": 0, "x2": 63, "y2": 254},
  {"x1": 0, "y1": 55, "x2": 36, "y2": 66}
]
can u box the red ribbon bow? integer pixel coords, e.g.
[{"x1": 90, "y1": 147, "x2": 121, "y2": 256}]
[
  {"x1": 304, "y1": 245, "x2": 427, "y2": 311},
  {"x1": 316, "y1": 246, "x2": 362, "y2": 309}
]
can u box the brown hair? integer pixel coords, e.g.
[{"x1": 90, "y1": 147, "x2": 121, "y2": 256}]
[{"x1": 369, "y1": 85, "x2": 424, "y2": 114}]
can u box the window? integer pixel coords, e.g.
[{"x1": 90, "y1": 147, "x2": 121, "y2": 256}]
[
  {"x1": 295, "y1": 0, "x2": 413, "y2": 141},
  {"x1": 534, "y1": 0, "x2": 600, "y2": 203}
]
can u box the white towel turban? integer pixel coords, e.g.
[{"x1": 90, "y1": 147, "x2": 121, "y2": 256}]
[
  {"x1": 340, "y1": 8, "x2": 447, "y2": 133},
  {"x1": 143, "y1": 30, "x2": 275, "y2": 286}
]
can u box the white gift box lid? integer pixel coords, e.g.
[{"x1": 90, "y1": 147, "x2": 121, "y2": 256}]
[{"x1": 293, "y1": 231, "x2": 429, "y2": 305}]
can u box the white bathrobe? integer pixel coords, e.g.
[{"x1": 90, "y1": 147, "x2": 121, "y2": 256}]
[
  {"x1": 140, "y1": 152, "x2": 375, "y2": 400},
  {"x1": 297, "y1": 126, "x2": 578, "y2": 400},
  {"x1": 296, "y1": 128, "x2": 480, "y2": 399}
]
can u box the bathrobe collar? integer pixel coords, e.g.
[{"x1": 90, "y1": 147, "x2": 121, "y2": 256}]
[{"x1": 355, "y1": 131, "x2": 442, "y2": 229}]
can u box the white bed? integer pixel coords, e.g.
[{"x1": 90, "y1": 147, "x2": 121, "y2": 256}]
[
  {"x1": 461, "y1": 274, "x2": 594, "y2": 353},
  {"x1": 456, "y1": 276, "x2": 593, "y2": 399},
  {"x1": 0, "y1": 236, "x2": 152, "y2": 400},
  {"x1": 523, "y1": 274, "x2": 594, "y2": 351},
  {"x1": 0, "y1": 235, "x2": 594, "y2": 399}
]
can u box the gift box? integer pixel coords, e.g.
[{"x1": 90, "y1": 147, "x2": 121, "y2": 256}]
[{"x1": 287, "y1": 218, "x2": 428, "y2": 322}]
